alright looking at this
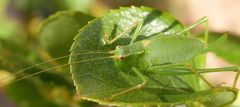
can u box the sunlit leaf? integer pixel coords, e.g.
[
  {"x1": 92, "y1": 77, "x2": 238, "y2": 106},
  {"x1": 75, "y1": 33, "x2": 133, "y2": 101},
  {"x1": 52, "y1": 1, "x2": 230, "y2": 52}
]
[
  {"x1": 64, "y1": 0, "x2": 94, "y2": 12},
  {"x1": 69, "y1": 6, "x2": 230, "y2": 106},
  {"x1": 203, "y1": 87, "x2": 238, "y2": 107},
  {"x1": 207, "y1": 32, "x2": 240, "y2": 65},
  {"x1": 39, "y1": 11, "x2": 94, "y2": 60}
]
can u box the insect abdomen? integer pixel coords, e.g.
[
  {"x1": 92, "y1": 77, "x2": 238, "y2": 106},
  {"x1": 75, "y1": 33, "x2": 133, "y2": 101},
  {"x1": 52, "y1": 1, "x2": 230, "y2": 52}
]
[{"x1": 139, "y1": 36, "x2": 204, "y2": 68}]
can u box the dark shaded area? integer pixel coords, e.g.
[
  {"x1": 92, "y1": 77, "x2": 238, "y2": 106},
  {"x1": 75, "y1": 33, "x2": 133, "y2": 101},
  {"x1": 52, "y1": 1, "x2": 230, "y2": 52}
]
[{"x1": 0, "y1": 91, "x2": 16, "y2": 107}]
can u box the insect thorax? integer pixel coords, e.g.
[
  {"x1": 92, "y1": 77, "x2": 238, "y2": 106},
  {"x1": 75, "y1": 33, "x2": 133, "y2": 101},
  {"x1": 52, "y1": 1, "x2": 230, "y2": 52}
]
[{"x1": 113, "y1": 41, "x2": 146, "y2": 71}]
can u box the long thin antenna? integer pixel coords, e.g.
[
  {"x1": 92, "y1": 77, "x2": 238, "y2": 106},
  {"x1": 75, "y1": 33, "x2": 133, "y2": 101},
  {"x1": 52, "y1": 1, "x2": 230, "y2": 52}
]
[
  {"x1": 1, "y1": 56, "x2": 114, "y2": 87},
  {"x1": 0, "y1": 50, "x2": 111, "y2": 82}
]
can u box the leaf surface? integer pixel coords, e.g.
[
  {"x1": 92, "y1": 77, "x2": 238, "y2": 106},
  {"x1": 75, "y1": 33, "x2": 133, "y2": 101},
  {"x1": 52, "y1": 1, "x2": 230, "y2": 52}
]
[
  {"x1": 39, "y1": 11, "x2": 94, "y2": 59},
  {"x1": 70, "y1": 7, "x2": 237, "y2": 106},
  {"x1": 207, "y1": 32, "x2": 240, "y2": 65}
]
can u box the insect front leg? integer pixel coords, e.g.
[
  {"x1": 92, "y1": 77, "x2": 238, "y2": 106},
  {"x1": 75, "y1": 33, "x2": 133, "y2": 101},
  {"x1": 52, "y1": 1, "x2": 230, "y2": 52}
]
[
  {"x1": 106, "y1": 67, "x2": 147, "y2": 101},
  {"x1": 107, "y1": 22, "x2": 140, "y2": 44},
  {"x1": 130, "y1": 21, "x2": 143, "y2": 44},
  {"x1": 185, "y1": 64, "x2": 213, "y2": 88}
]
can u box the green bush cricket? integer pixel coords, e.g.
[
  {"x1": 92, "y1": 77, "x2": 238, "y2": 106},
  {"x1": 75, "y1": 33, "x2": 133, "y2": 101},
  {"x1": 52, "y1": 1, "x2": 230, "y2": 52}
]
[{"x1": 0, "y1": 15, "x2": 239, "y2": 106}]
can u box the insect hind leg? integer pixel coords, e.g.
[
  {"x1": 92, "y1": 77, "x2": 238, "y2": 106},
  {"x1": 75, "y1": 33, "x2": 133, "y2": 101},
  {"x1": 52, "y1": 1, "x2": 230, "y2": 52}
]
[
  {"x1": 186, "y1": 64, "x2": 213, "y2": 88},
  {"x1": 106, "y1": 67, "x2": 147, "y2": 101},
  {"x1": 233, "y1": 67, "x2": 240, "y2": 88}
]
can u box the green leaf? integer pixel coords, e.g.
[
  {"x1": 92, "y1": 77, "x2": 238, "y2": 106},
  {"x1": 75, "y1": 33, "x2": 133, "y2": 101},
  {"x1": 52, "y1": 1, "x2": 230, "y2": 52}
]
[
  {"x1": 207, "y1": 34, "x2": 228, "y2": 52},
  {"x1": 9, "y1": 0, "x2": 68, "y2": 18},
  {"x1": 0, "y1": 0, "x2": 18, "y2": 39},
  {"x1": 207, "y1": 32, "x2": 240, "y2": 65},
  {"x1": 69, "y1": 6, "x2": 221, "y2": 106},
  {"x1": 203, "y1": 87, "x2": 238, "y2": 107},
  {"x1": 229, "y1": 94, "x2": 240, "y2": 107},
  {"x1": 64, "y1": 0, "x2": 94, "y2": 12},
  {"x1": 77, "y1": 100, "x2": 98, "y2": 107},
  {"x1": 39, "y1": 11, "x2": 94, "y2": 59}
]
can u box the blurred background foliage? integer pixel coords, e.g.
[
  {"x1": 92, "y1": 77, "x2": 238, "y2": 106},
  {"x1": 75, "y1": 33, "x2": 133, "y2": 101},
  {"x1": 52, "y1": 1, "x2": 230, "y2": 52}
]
[{"x1": 0, "y1": 0, "x2": 240, "y2": 107}]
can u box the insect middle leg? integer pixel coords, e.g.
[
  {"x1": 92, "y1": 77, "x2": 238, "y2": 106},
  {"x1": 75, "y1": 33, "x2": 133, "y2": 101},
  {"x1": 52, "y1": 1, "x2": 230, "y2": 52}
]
[{"x1": 106, "y1": 67, "x2": 147, "y2": 101}]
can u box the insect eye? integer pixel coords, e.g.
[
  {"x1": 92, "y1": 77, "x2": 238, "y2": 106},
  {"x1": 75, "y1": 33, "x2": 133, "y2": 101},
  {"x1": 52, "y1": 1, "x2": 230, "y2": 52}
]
[{"x1": 118, "y1": 55, "x2": 125, "y2": 60}]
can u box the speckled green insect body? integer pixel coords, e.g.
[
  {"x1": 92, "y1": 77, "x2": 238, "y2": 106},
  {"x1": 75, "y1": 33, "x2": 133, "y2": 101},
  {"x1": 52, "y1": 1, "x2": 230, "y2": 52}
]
[
  {"x1": 103, "y1": 18, "x2": 214, "y2": 100},
  {"x1": 113, "y1": 35, "x2": 204, "y2": 71}
]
